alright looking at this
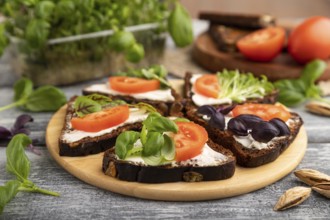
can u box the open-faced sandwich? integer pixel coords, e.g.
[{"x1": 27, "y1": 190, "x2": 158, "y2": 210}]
[
  {"x1": 186, "y1": 103, "x2": 303, "y2": 167},
  {"x1": 59, "y1": 94, "x2": 157, "y2": 156},
  {"x1": 102, "y1": 113, "x2": 236, "y2": 183},
  {"x1": 83, "y1": 65, "x2": 183, "y2": 116}
]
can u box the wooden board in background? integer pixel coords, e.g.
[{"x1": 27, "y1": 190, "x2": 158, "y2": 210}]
[{"x1": 46, "y1": 80, "x2": 307, "y2": 201}]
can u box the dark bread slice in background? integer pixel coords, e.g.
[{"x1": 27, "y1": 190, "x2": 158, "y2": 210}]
[
  {"x1": 185, "y1": 105, "x2": 303, "y2": 167},
  {"x1": 59, "y1": 96, "x2": 143, "y2": 156},
  {"x1": 102, "y1": 140, "x2": 236, "y2": 183},
  {"x1": 83, "y1": 87, "x2": 183, "y2": 117}
]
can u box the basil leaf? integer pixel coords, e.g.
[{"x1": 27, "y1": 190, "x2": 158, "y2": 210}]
[
  {"x1": 168, "y1": 2, "x2": 193, "y2": 47},
  {"x1": 0, "y1": 23, "x2": 8, "y2": 56},
  {"x1": 25, "y1": 19, "x2": 50, "y2": 49},
  {"x1": 13, "y1": 78, "x2": 33, "y2": 102},
  {"x1": 74, "y1": 96, "x2": 101, "y2": 117},
  {"x1": 306, "y1": 85, "x2": 322, "y2": 99},
  {"x1": 161, "y1": 134, "x2": 175, "y2": 161},
  {"x1": 125, "y1": 43, "x2": 144, "y2": 63},
  {"x1": 115, "y1": 131, "x2": 140, "y2": 159},
  {"x1": 301, "y1": 59, "x2": 326, "y2": 85},
  {"x1": 24, "y1": 86, "x2": 67, "y2": 112},
  {"x1": 56, "y1": 0, "x2": 76, "y2": 17},
  {"x1": 0, "y1": 180, "x2": 21, "y2": 214},
  {"x1": 277, "y1": 89, "x2": 306, "y2": 106},
  {"x1": 142, "y1": 151, "x2": 163, "y2": 166},
  {"x1": 143, "y1": 113, "x2": 178, "y2": 133},
  {"x1": 109, "y1": 31, "x2": 136, "y2": 52},
  {"x1": 131, "y1": 102, "x2": 158, "y2": 113},
  {"x1": 142, "y1": 132, "x2": 164, "y2": 157},
  {"x1": 86, "y1": 94, "x2": 113, "y2": 106},
  {"x1": 173, "y1": 117, "x2": 190, "y2": 123},
  {"x1": 35, "y1": 1, "x2": 55, "y2": 20},
  {"x1": 6, "y1": 134, "x2": 32, "y2": 181}
]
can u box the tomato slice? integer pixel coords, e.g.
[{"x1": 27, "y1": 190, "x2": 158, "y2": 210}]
[
  {"x1": 237, "y1": 27, "x2": 285, "y2": 62},
  {"x1": 71, "y1": 105, "x2": 129, "y2": 132},
  {"x1": 232, "y1": 103, "x2": 291, "y2": 121},
  {"x1": 173, "y1": 122, "x2": 208, "y2": 161},
  {"x1": 109, "y1": 76, "x2": 160, "y2": 94},
  {"x1": 194, "y1": 74, "x2": 220, "y2": 98}
]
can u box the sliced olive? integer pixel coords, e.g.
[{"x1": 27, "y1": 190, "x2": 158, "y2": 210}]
[
  {"x1": 217, "y1": 105, "x2": 236, "y2": 115},
  {"x1": 269, "y1": 118, "x2": 290, "y2": 136},
  {"x1": 251, "y1": 121, "x2": 280, "y2": 143},
  {"x1": 197, "y1": 105, "x2": 216, "y2": 116},
  {"x1": 235, "y1": 114, "x2": 263, "y2": 129},
  {"x1": 209, "y1": 112, "x2": 225, "y2": 130},
  {"x1": 227, "y1": 118, "x2": 248, "y2": 136}
]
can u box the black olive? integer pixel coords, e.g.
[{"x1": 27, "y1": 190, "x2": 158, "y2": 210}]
[
  {"x1": 218, "y1": 105, "x2": 236, "y2": 115},
  {"x1": 209, "y1": 112, "x2": 225, "y2": 130},
  {"x1": 235, "y1": 114, "x2": 263, "y2": 129},
  {"x1": 227, "y1": 118, "x2": 248, "y2": 136},
  {"x1": 269, "y1": 118, "x2": 290, "y2": 136},
  {"x1": 197, "y1": 105, "x2": 216, "y2": 116},
  {"x1": 251, "y1": 121, "x2": 280, "y2": 143}
]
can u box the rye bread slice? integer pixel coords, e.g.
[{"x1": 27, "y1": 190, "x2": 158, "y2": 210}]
[
  {"x1": 185, "y1": 106, "x2": 303, "y2": 167},
  {"x1": 102, "y1": 139, "x2": 236, "y2": 183},
  {"x1": 83, "y1": 86, "x2": 183, "y2": 117},
  {"x1": 59, "y1": 96, "x2": 143, "y2": 156}
]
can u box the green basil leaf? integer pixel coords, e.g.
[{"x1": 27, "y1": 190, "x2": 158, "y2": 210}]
[
  {"x1": 74, "y1": 96, "x2": 102, "y2": 117},
  {"x1": 56, "y1": 0, "x2": 75, "y2": 17},
  {"x1": 109, "y1": 31, "x2": 135, "y2": 52},
  {"x1": 131, "y1": 102, "x2": 158, "y2": 113},
  {"x1": 24, "y1": 86, "x2": 67, "y2": 112},
  {"x1": 13, "y1": 78, "x2": 33, "y2": 102},
  {"x1": 277, "y1": 89, "x2": 306, "y2": 106},
  {"x1": 143, "y1": 113, "x2": 178, "y2": 133},
  {"x1": 301, "y1": 59, "x2": 327, "y2": 85},
  {"x1": 86, "y1": 94, "x2": 113, "y2": 106},
  {"x1": 115, "y1": 131, "x2": 140, "y2": 159},
  {"x1": 25, "y1": 19, "x2": 50, "y2": 49},
  {"x1": 35, "y1": 1, "x2": 55, "y2": 20},
  {"x1": 0, "y1": 180, "x2": 21, "y2": 214},
  {"x1": 0, "y1": 23, "x2": 8, "y2": 55},
  {"x1": 142, "y1": 132, "x2": 164, "y2": 156},
  {"x1": 306, "y1": 85, "x2": 322, "y2": 99},
  {"x1": 161, "y1": 134, "x2": 175, "y2": 161},
  {"x1": 168, "y1": 2, "x2": 193, "y2": 47},
  {"x1": 173, "y1": 117, "x2": 190, "y2": 123},
  {"x1": 6, "y1": 134, "x2": 32, "y2": 181},
  {"x1": 125, "y1": 43, "x2": 144, "y2": 63},
  {"x1": 142, "y1": 151, "x2": 163, "y2": 166}
]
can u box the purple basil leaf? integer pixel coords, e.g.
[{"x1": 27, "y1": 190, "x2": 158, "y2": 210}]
[
  {"x1": 26, "y1": 144, "x2": 42, "y2": 156},
  {"x1": 12, "y1": 128, "x2": 31, "y2": 136},
  {"x1": 0, "y1": 126, "x2": 12, "y2": 140},
  {"x1": 12, "y1": 114, "x2": 33, "y2": 131}
]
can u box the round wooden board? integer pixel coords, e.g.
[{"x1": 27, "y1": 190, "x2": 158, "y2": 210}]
[
  {"x1": 46, "y1": 80, "x2": 307, "y2": 201},
  {"x1": 192, "y1": 32, "x2": 330, "y2": 81}
]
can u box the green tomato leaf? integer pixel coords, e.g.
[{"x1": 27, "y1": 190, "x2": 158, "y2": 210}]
[
  {"x1": 125, "y1": 43, "x2": 145, "y2": 63},
  {"x1": 161, "y1": 134, "x2": 175, "y2": 161},
  {"x1": 13, "y1": 78, "x2": 33, "y2": 102},
  {"x1": 24, "y1": 86, "x2": 67, "y2": 112},
  {"x1": 143, "y1": 113, "x2": 178, "y2": 133},
  {"x1": 109, "y1": 31, "x2": 136, "y2": 52},
  {"x1": 168, "y1": 2, "x2": 193, "y2": 47},
  {"x1": 301, "y1": 59, "x2": 327, "y2": 85},
  {"x1": 115, "y1": 131, "x2": 140, "y2": 159},
  {"x1": 6, "y1": 134, "x2": 32, "y2": 182},
  {"x1": 74, "y1": 96, "x2": 102, "y2": 117},
  {"x1": 142, "y1": 132, "x2": 164, "y2": 157},
  {"x1": 35, "y1": 1, "x2": 55, "y2": 20},
  {"x1": 0, "y1": 180, "x2": 21, "y2": 214}
]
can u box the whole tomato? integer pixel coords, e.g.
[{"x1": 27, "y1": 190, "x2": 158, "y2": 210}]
[{"x1": 288, "y1": 16, "x2": 330, "y2": 64}]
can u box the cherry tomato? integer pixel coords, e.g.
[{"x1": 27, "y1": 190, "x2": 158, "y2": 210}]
[
  {"x1": 194, "y1": 74, "x2": 220, "y2": 98},
  {"x1": 232, "y1": 103, "x2": 291, "y2": 121},
  {"x1": 109, "y1": 76, "x2": 160, "y2": 94},
  {"x1": 173, "y1": 121, "x2": 208, "y2": 161},
  {"x1": 288, "y1": 16, "x2": 330, "y2": 64},
  {"x1": 71, "y1": 105, "x2": 129, "y2": 132},
  {"x1": 237, "y1": 27, "x2": 286, "y2": 62}
]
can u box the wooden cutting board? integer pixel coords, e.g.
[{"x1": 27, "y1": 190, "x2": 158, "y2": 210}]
[
  {"x1": 46, "y1": 80, "x2": 307, "y2": 201},
  {"x1": 192, "y1": 32, "x2": 330, "y2": 81}
]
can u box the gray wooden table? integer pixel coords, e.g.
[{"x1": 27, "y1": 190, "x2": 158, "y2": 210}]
[{"x1": 1, "y1": 78, "x2": 330, "y2": 220}]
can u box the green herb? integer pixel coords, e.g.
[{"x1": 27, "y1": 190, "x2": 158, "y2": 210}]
[
  {"x1": 0, "y1": 134, "x2": 59, "y2": 214},
  {"x1": 274, "y1": 59, "x2": 329, "y2": 106},
  {"x1": 0, "y1": 78, "x2": 66, "y2": 112},
  {"x1": 115, "y1": 113, "x2": 177, "y2": 165},
  {"x1": 74, "y1": 96, "x2": 102, "y2": 117},
  {"x1": 216, "y1": 69, "x2": 274, "y2": 103},
  {"x1": 118, "y1": 65, "x2": 171, "y2": 88}
]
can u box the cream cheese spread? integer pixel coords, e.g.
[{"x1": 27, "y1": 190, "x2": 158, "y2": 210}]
[{"x1": 84, "y1": 83, "x2": 175, "y2": 102}]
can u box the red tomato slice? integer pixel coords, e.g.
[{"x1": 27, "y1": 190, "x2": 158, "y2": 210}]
[
  {"x1": 173, "y1": 122, "x2": 208, "y2": 162},
  {"x1": 71, "y1": 105, "x2": 129, "y2": 132},
  {"x1": 194, "y1": 74, "x2": 220, "y2": 98},
  {"x1": 237, "y1": 27, "x2": 285, "y2": 62},
  {"x1": 288, "y1": 16, "x2": 330, "y2": 64},
  {"x1": 109, "y1": 76, "x2": 160, "y2": 94},
  {"x1": 232, "y1": 103, "x2": 291, "y2": 121}
]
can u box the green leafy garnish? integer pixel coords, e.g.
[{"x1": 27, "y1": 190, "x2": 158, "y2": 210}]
[
  {"x1": 115, "y1": 113, "x2": 177, "y2": 165},
  {"x1": 274, "y1": 59, "x2": 329, "y2": 107},
  {"x1": 117, "y1": 65, "x2": 171, "y2": 88},
  {"x1": 0, "y1": 134, "x2": 59, "y2": 214},
  {"x1": 216, "y1": 69, "x2": 274, "y2": 103},
  {"x1": 0, "y1": 78, "x2": 66, "y2": 113}
]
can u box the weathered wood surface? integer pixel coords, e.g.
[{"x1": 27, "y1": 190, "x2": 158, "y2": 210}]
[{"x1": 0, "y1": 78, "x2": 330, "y2": 219}]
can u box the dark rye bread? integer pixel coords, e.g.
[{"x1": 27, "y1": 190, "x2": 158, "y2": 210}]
[
  {"x1": 185, "y1": 106, "x2": 303, "y2": 167},
  {"x1": 102, "y1": 140, "x2": 236, "y2": 183},
  {"x1": 184, "y1": 72, "x2": 278, "y2": 109},
  {"x1": 83, "y1": 87, "x2": 183, "y2": 117},
  {"x1": 59, "y1": 96, "x2": 143, "y2": 156}
]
